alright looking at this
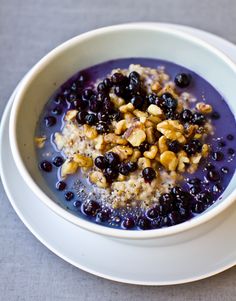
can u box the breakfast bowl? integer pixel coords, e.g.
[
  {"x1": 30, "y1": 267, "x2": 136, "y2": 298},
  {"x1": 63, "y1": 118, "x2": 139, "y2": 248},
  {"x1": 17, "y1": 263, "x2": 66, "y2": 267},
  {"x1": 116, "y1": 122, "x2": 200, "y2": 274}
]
[{"x1": 9, "y1": 23, "x2": 236, "y2": 244}]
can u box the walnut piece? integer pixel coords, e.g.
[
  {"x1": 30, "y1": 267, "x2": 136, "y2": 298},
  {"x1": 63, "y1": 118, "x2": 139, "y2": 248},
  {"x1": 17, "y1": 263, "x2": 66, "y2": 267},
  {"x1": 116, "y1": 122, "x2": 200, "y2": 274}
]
[
  {"x1": 147, "y1": 104, "x2": 163, "y2": 116},
  {"x1": 196, "y1": 102, "x2": 212, "y2": 114},
  {"x1": 61, "y1": 159, "x2": 79, "y2": 178},
  {"x1": 157, "y1": 120, "x2": 186, "y2": 143},
  {"x1": 73, "y1": 153, "x2": 93, "y2": 167},
  {"x1": 83, "y1": 124, "x2": 98, "y2": 139},
  {"x1": 104, "y1": 133, "x2": 127, "y2": 145},
  {"x1": 35, "y1": 137, "x2": 46, "y2": 148},
  {"x1": 64, "y1": 110, "x2": 78, "y2": 121},
  {"x1": 144, "y1": 145, "x2": 158, "y2": 159},
  {"x1": 124, "y1": 125, "x2": 146, "y2": 147},
  {"x1": 160, "y1": 151, "x2": 178, "y2": 171},
  {"x1": 110, "y1": 145, "x2": 133, "y2": 160},
  {"x1": 89, "y1": 171, "x2": 108, "y2": 188}
]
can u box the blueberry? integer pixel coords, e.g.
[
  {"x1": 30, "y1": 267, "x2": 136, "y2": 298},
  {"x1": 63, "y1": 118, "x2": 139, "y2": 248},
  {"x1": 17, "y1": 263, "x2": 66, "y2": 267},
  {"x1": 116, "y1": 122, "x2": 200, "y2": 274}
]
[
  {"x1": 175, "y1": 191, "x2": 192, "y2": 207},
  {"x1": 142, "y1": 167, "x2": 156, "y2": 182},
  {"x1": 180, "y1": 109, "x2": 193, "y2": 123},
  {"x1": 111, "y1": 72, "x2": 125, "y2": 84},
  {"x1": 73, "y1": 99, "x2": 88, "y2": 110},
  {"x1": 103, "y1": 98, "x2": 114, "y2": 113},
  {"x1": 197, "y1": 191, "x2": 213, "y2": 205},
  {"x1": 83, "y1": 200, "x2": 101, "y2": 216},
  {"x1": 103, "y1": 167, "x2": 119, "y2": 181},
  {"x1": 157, "y1": 204, "x2": 170, "y2": 216},
  {"x1": 103, "y1": 78, "x2": 112, "y2": 88},
  {"x1": 77, "y1": 73, "x2": 86, "y2": 86},
  {"x1": 104, "y1": 152, "x2": 120, "y2": 168},
  {"x1": 63, "y1": 89, "x2": 71, "y2": 99},
  {"x1": 52, "y1": 106, "x2": 62, "y2": 115},
  {"x1": 192, "y1": 201, "x2": 205, "y2": 213},
  {"x1": 130, "y1": 95, "x2": 144, "y2": 109},
  {"x1": 97, "y1": 112, "x2": 110, "y2": 122},
  {"x1": 73, "y1": 200, "x2": 82, "y2": 208},
  {"x1": 207, "y1": 170, "x2": 221, "y2": 182},
  {"x1": 212, "y1": 151, "x2": 224, "y2": 161},
  {"x1": 68, "y1": 92, "x2": 77, "y2": 103},
  {"x1": 228, "y1": 148, "x2": 235, "y2": 155},
  {"x1": 52, "y1": 156, "x2": 64, "y2": 167},
  {"x1": 89, "y1": 99, "x2": 102, "y2": 112},
  {"x1": 44, "y1": 116, "x2": 56, "y2": 127},
  {"x1": 146, "y1": 207, "x2": 159, "y2": 219},
  {"x1": 94, "y1": 156, "x2": 106, "y2": 169},
  {"x1": 129, "y1": 71, "x2": 140, "y2": 85},
  {"x1": 212, "y1": 183, "x2": 222, "y2": 193},
  {"x1": 114, "y1": 85, "x2": 125, "y2": 97},
  {"x1": 184, "y1": 139, "x2": 202, "y2": 155},
  {"x1": 54, "y1": 95, "x2": 64, "y2": 105},
  {"x1": 161, "y1": 93, "x2": 178, "y2": 112},
  {"x1": 204, "y1": 162, "x2": 215, "y2": 171},
  {"x1": 97, "y1": 82, "x2": 107, "y2": 92},
  {"x1": 56, "y1": 181, "x2": 66, "y2": 191},
  {"x1": 227, "y1": 134, "x2": 234, "y2": 141},
  {"x1": 211, "y1": 111, "x2": 220, "y2": 120},
  {"x1": 82, "y1": 89, "x2": 94, "y2": 101},
  {"x1": 111, "y1": 111, "x2": 121, "y2": 121},
  {"x1": 96, "y1": 209, "x2": 110, "y2": 222},
  {"x1": 218, "y1": 140, "x2": 226, "y2": 147},
  {"x1": 167, "y1": 140, "x2": 181, "y2": 153},
  {"x1": 127, "y1": 161, "x2": 138, "y2": 172},
  {"x1": 189, "y1": 185, "x2": 201, "y2": 195},
  {"x1": 174, "y1": 73, "x2": 191, "y2": 88},
  {"x1": 85, "y1": 113, "x2": 98, "y2": 125},
  {"x1": 159, "y1": 193, "x2": 173, "y2": 207},
  {"x1": 96, "y1": 92, "x2": 107, "y2": 102},
  {"x1": 96, "y1": 122, "x2": 109, "y2": 134},
  {"x1": 178, "y1": 206, "x2": 191, "y2": 221},
  {"x1": 168, "y1": 211, "x2": 181, "y2": 225},
  {"x1": 65, "y1": 191, "x2": 74, "y2": 201},
  {"x1": 187, "y1": 178, "x2": 201, "y2": 185},
  {"x1": 76, "y1": 111, "x2": 88, "y2": 124},
  {"x1": 170, "y1": 186, "x2": 183, "y2": 196},
  {"x1": 165, "y1": 111, "x2": 180, "y2": 120},
  {"x1": 126, "y1": 83, "x2": 139, "y2": 95},
  {"x1": 138, "y1": 143, "x2": 150, "y2": 154},
  {"x1": 192, "y1": 112, "x2": 206, "y2": 125},
  {"x1": 119, "y1": 163, "x2": 130, "y2": 176},
  {"x1": 151, "y1": 218, "x2": 162, "y2": 229},
  {"x1": 147, "y1": 93, "x2": 158, "y2": 105},
  {"x1": 221, "y1": 167, "x2": 229, "y2": 174},
  {"x1": 39, "y1": 161, "x2": 52, "y2": 172},
  {"x1": 137, "y1": 217, "x2": 151, "y2": 230},
  {"x1": 122, "y1": 217, "x2": 135, "y2": 229}
]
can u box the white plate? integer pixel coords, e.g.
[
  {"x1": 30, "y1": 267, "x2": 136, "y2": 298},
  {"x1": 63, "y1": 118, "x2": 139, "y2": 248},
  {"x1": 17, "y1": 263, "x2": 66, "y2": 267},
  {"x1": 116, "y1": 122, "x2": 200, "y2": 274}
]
[{"x1": 0, "y1": 24, "x2": 236, "y2": 285}]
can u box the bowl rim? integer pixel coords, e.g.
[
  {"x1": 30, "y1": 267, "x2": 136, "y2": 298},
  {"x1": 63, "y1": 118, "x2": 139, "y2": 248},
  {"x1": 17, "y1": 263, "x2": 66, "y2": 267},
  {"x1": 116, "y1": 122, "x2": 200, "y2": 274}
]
[{"x1": 9, "y1": 22, "x2": 236, "y2": 239}]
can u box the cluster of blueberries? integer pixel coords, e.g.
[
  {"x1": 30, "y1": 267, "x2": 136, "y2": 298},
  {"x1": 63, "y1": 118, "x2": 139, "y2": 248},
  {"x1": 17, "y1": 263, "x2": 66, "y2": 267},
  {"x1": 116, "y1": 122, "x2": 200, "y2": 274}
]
[
  {"x1": 39, "y1": 68, "x2": 235, "y2": 230},
  {"x1": 75, "y1": 180, "x2": 217, "y2": 230}
]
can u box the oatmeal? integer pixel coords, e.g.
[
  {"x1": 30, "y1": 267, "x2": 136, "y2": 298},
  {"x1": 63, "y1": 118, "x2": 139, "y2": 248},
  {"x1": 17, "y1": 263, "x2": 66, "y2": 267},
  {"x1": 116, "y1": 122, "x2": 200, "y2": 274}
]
[{"x1": 35, "y1": 58, "x2": 236, "y2": 230}]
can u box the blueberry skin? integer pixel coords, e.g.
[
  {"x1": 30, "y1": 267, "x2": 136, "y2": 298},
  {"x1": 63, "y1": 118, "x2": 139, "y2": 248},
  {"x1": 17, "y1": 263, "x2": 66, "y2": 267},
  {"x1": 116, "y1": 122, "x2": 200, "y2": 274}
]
[
  {"x1": 44, "y1": 116, "x2": 56, "y2": 127},
  {"x1": 39, "y1": 161, "x2": 52, "y2": 172},
  {"x1": 83, "y1": 200, "x2": 101, "y2": 216},
  {"x1": 142, "y1": 167, "x2": 156, "y2": 182},
  {"x1": 65, "y1": 191, "x2": 74, "y2": 201},
  {"x1": 104, "y1": 152, "x2": 120, "y2": 168},
  {"x1": 122, "y1": 217, "x2": 135, "y2": 229},
  {"x1": 174, "y1": 73, "x2": 191, "y2": 88}
]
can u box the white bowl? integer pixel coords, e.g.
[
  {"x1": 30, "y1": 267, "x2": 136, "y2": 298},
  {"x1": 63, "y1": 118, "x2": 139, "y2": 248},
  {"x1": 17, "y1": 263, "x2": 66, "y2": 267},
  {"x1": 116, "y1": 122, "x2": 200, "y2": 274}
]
[{"x1": 9, "y1": 23, "x2": 236, "y2": 243}]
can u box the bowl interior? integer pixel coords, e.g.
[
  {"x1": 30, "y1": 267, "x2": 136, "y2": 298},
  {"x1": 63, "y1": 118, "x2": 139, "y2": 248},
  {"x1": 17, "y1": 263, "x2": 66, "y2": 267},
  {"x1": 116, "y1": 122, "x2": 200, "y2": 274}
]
[{"x1": 10, "y1": 24, "x2": 236, "y2": 236}]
